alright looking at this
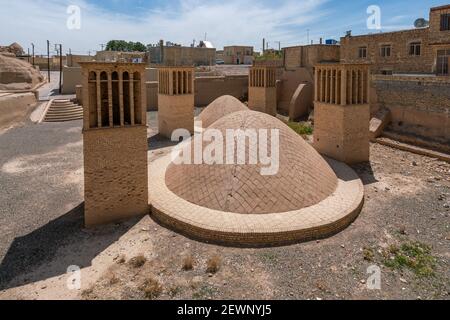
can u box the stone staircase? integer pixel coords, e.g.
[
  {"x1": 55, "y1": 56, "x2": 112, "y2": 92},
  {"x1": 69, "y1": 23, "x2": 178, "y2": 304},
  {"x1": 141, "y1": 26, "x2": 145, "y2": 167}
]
[{"x1": 43, "y1": 99, "x2": 83, "y2": 122}]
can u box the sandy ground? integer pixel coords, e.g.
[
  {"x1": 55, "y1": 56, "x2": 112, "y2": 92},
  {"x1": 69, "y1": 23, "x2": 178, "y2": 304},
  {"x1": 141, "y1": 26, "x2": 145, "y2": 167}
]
[{"x1": 0, "y1": 112, "x2": 449, "y2": 300}]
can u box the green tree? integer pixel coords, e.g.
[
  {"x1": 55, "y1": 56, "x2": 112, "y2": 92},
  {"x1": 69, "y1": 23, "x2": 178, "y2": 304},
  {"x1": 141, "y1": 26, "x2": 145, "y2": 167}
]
[{"x1": 105, "y1": 40, "x2": 147, "y2": 52}]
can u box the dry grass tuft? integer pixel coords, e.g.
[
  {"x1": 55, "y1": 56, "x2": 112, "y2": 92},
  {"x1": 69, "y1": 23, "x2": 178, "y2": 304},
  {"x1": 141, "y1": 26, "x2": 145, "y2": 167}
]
[
  {"x1": 140, "y1": 277, "x2": 163, "y2": 299},
  {"x1": 116, "y1": 254, "x2": 126, "y2": 264},
  {"x1": 106, "y1": 272, "x2": 120, "y2": 285},
  {"x1": 182, "y1": 255, "x2": 194, "y2": 271},
  {"x1": 128, "y1": 254, "x2": 147, "y2": 268},
  {"x1": 206, "y1": 255, "x2": 221, "y2": 274},
  {"x1": 129, "y1": 255, "x2": 147, "y2": 268}
]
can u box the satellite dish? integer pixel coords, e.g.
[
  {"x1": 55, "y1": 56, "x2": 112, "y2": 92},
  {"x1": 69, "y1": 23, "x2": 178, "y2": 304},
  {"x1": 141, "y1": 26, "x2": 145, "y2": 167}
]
[{"x1": 414, "y1": 18, "x2": 429, "y2": 28}]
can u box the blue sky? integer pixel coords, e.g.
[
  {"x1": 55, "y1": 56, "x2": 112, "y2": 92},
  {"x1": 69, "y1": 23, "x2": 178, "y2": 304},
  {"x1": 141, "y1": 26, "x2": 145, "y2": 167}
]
[{"x1": 0, "y1": 0, "x2": 444, "y2": 55}]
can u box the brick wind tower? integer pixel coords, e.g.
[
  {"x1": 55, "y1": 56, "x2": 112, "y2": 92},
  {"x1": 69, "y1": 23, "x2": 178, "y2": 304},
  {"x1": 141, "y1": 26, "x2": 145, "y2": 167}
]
[
  {"x1": 313, "y1": 63, "x2": 370, "y2": 164},
  {"x1": 248, "y1": 65, "x2": 277, "y2": 116},
  {"x1": 157, "y1": 66, "x2": 195, "y2": 138},
  {"x1": 79, "y1": 62, "x2": 149, "y2": 226}
]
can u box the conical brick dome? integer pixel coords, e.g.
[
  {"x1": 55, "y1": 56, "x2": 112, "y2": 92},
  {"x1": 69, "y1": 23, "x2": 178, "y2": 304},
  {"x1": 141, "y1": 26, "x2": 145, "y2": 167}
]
[
  {"x1": 197, "y1": 95, "x2": 248, "y2": 128},
  {"x1": 166, "y1": 110, "x2": 338, "y2": 215}
]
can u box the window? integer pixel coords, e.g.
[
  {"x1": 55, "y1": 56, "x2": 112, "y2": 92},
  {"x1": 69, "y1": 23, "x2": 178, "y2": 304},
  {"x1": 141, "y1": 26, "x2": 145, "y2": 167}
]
[
  {"x1": 380, "y1": 45, "x2": 391, "y2": 57},
  {"x1": 358, "y1": 47, "x2": 367, "y2": 58},
  {"x1": 409, "y1": 42, "x2": 421, "y2": 56},
  {"x1": 441, "y1": 14, "x2": 450, "y2": 31},
  {"x1": 437, "y1": 50, "x2": 449, "y2": 76}
]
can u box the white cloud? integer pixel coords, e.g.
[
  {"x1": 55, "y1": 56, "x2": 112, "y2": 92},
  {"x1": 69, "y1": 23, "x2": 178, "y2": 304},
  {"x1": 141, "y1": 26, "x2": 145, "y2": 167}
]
[{"x1": 0, "y1": 0, "x2": 329, "y2": 55}]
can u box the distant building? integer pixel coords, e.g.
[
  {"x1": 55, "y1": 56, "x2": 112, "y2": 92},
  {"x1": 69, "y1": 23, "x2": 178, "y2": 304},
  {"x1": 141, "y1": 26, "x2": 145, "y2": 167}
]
[
  {"x1": 340, "y1": 5, "x2": 450, "y2": 76},
  {"x1": 148, "y1": 40, "x2": 216, "y2": 66},
  {"x1": 94, "y1": 51, "x2": 147, "y2": 63},
  {"x1": 223, "y1": 46, "x2": 254, "y2": 65}
]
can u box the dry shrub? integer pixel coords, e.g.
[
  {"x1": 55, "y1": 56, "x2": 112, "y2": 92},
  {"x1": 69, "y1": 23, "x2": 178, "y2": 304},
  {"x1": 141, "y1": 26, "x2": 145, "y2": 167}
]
[
  {"x1": 106, "y1": 272, "x2": 120, "y2": 285},
  {"x1": 140, "y1": 277, "x2": 163, "y2": 299},
  {"x1": 182, "y1": 255, "x2": 194, "y2": 271},
  {"x1": 129, "y1": 255, "x2": 147, "y2": 268},
  {"x1": 116, "y1": 254, "x2": 126, "y2": 264},
  {"x1": 206, "y1": 255, "x2": 221, "y2": 274}
]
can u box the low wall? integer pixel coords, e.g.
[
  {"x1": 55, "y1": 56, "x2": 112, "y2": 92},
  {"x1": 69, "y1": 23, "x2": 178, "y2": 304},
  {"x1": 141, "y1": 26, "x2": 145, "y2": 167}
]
[
  {"x1": 0, "y1": 93, "x2": 37, "y2": 130},
  {"x1": 62, "y1": 66, "x2": 81, "y2": 94},
  {"x1": 194, "y1": 75, "x2": 248, "y2": 107},
  {"x1": 372, "y1": 74, "x2": 450, "y2": 144},
  {"x1": 146, "y1": 81, "x2": 158, "y2": 111}
]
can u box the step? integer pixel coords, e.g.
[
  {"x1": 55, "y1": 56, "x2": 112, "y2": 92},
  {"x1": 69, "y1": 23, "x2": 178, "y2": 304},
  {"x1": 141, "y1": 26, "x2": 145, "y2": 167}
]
[
  {"x1": 44, "y1": 117, "x2": 83, "y2": 122},
  {"x1": 45, "y1": 112, "x2": 83, "y2": 118},
  {"x1": 44, "y1": 114, "x2": 83, "y2": 121},
  {"x1": 45, "y1": 111, "x2": 83, "y2": 117},
  {"x1": 52, "y1": 103, "x2": 78, "y2": 108},
  {"x1": 47, "y1": 107, "x2": 82, "y2": 113},
  {"x1": 47, "y1": 107, "x2": 81, "y2": 113}
]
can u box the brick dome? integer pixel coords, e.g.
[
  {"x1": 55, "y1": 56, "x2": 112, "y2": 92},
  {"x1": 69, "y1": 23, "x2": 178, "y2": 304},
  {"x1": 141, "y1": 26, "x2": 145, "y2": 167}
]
[
  {"x1": 0, "y1": 54, "x2": 44, "y2": 90},
  {"x1": 197, "y1": 95, "x2": 248, "y2": 128},
  {"x1": 166, "y1": 110, "x2": 338, "y2": 215}
]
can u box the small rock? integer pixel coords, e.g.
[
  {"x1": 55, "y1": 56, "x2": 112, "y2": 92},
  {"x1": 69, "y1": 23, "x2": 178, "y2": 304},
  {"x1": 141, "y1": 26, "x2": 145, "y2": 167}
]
[
  {"x1": 208, "y1": 273, "x2": 213, "y2": 278},
  {"x1": 444, "y1": 204, "x2": 450, "y2": 209},
  {"x1": 41, "y1": 285, "x2": 47, "y2": 290},
  {"x1": 412, "y1": 161, "x2": 418, "y2": 166},
  {"x1": 251, "y1": 268, "x2": 255, "y2": 273},
  {"x1": 341, "y1": 244, "x2": 345, "y2": 248},
  {"x1": 400, "y1": 278, "x2": 408, "y2": 284},
  {"x1": 360, "y1": 279, "x2": 366, "y2": 284},
  {"x1": 316, "y1": 297, "x2": 322, "y2": 301},
  {"x1": 385, "y1": 187, "x2": 391, "y2": 191}
]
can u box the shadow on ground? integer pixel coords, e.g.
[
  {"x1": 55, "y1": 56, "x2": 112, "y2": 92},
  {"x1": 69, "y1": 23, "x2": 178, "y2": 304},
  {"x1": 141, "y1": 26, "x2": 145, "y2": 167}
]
[
  {"x1": 148, "y1": 133, "x2": 179, "y2": 151},
  {"x1": 351, "y1": 161, "x2": 379, "y2": 185},
  {"x1": 0, "y1": 203, "x2": 137, "y2": 291}
]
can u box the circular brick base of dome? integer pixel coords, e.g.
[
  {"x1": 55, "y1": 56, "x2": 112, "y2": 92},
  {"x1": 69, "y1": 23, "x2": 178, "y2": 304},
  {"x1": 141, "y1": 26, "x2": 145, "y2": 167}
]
[
  {"x1": 149, "y1": 110, "x2": 364, "y2": 246},
  {"x1": 149, "y1": 154, "x2": 364, "y2": 247}
]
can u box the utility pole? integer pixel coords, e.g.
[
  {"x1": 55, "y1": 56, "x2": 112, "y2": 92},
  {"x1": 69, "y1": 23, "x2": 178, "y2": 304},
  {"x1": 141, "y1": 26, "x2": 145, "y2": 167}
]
[
  {"x1": 27, "y1": 48, "x2": 30, "y2": 63},
  {"x1": 100, "y1": 44, "x2": 105, "y2": 51},
  {"x1": 262, "y1": 38, "x2": 265, "y2": 54},
  {"x1": 47, "y1": 40, "x2": 51, "y2": 82},
  {"x1": 307, "y1": 29, "x2": 310, "y2": 45},
  {"x1": 55, "y1": 44, "x2": 62, "y2": 94},
  {"x1": 275, "y1": 41, "x2": 281, "y2": 52},
  {"x1": 31, "y1": 43, "x2": 35, "y2": 66}
]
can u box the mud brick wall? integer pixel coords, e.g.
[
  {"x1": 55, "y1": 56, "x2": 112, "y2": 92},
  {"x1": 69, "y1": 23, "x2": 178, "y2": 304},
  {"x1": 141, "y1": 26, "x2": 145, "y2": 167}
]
[
  {"x1": 372, "y1": 75, "x2": 450, "y2": 143},
  {"x1": 83, "y1": 126, "x2": 149, "y2": 226}
]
